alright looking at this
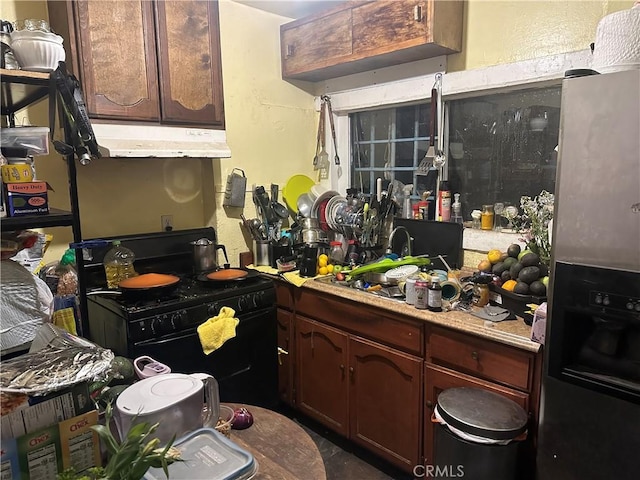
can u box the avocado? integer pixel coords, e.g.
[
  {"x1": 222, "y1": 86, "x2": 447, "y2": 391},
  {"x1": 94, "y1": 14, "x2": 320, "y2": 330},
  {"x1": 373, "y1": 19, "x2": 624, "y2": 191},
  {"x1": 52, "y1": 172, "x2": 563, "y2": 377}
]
[
  {"x1": 529, "y1": 280, "x2": 547, "y2": 297},
  {"x1": 514, "y1": 281, "x2": 530, "y2": 295},
  {"x1": 509, "y1": 262, "x2": 524, "y2": 280},
  {"x1": 507, "y1": 244, "x2": 521, "y2": 259},
  {"x1": 492, "y1": 261, "x2": 507, "y2": 275},
  {"x1": 501, "y1": 270, "x2": 512, "y2": 282},
  {"x1": 518, "y1": 266, "x2": 541, "y2": 284},
  {"x1": 503, "y1": 257, "x2": 518, "y2": 269},
  {"x1": 520, "y1": 252, "x2": 541, "y2": 267}
]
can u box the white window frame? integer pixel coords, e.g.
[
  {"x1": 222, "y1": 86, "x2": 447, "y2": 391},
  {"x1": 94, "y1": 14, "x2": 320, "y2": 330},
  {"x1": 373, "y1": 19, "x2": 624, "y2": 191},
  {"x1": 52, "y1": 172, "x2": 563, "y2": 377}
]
[{"x1": 322, "y1": 49, "x2": 592, "y2": 252}]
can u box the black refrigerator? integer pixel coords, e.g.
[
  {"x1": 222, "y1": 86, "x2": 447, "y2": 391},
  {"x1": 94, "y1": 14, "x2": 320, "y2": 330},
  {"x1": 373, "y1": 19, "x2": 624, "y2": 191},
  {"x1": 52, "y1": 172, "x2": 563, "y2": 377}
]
[{"x1": 536, "y1": 69, "x2": 640, "y2": 479}]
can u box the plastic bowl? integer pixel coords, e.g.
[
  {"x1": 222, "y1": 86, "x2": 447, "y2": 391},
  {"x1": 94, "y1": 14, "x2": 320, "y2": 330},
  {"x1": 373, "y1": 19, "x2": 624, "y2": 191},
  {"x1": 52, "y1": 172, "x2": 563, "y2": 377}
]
[
  {"x1": 10, "y1": 30, "x2": 65, "y2": 72},
  {"x1": 215, "y1": 404, "x2": 235, "y2": 437},
  {"x1": 276, "y1": 258, "x2": 297, "y2": 273}
]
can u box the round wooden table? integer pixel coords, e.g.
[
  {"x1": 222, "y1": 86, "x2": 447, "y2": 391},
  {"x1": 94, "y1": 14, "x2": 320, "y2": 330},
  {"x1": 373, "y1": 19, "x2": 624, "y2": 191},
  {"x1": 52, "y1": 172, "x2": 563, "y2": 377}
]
[{"x1": 224, "y1": 404, "x2": 327, "y2": 480}]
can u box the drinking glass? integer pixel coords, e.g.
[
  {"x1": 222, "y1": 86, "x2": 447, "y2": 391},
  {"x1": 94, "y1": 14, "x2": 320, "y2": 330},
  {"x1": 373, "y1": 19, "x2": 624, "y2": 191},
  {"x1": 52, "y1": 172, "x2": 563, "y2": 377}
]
[{"x1": 494, "y1": 202, "x2": 504, "y2": 232}]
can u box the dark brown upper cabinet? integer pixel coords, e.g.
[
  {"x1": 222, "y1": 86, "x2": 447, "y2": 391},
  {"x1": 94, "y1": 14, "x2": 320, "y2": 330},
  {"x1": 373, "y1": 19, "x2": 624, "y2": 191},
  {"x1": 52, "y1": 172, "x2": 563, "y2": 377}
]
[
  {"x1": 280, "y1": 0, "x2": 464, "y2": 82},
  {"x1": 48, "y1": 0, "x2": 225, "y2": 128}
]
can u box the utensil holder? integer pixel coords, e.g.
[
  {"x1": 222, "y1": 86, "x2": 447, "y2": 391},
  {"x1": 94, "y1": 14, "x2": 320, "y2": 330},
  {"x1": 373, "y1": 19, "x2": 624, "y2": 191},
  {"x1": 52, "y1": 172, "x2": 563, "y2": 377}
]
[
  {"x1": 223, "y1": 168, "x2": 247, "y2": 207},
  {"x1": 253, "y1": 240, "x2": 271, "y2": 266}
]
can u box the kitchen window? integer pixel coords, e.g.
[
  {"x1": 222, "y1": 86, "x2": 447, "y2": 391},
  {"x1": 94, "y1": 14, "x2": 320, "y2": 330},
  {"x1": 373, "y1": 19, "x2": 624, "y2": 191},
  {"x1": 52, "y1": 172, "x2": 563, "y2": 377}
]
[{"x1": 349, "y1": 86, "x2": 561, "y2": 223}]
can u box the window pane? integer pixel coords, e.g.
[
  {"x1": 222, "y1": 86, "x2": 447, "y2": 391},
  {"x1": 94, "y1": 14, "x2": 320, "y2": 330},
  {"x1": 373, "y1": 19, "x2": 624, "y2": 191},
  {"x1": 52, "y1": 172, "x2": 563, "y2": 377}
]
[
  {"x1": 349, "y1": 87, "x2": 559, "y2": 219},
  {"x1": 447, "y1": 87, "x2": 561, "y2": 221}
]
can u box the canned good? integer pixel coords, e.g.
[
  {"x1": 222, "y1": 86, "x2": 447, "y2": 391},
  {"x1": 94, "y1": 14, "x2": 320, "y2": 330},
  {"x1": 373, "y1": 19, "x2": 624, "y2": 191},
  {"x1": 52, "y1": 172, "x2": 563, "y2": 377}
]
[
  {"x1": 415, "y1": 280, "x2": 429, "y2": 309},
  {"x1": 2, "y1": 163, "x2": 33, "y2": 183}
]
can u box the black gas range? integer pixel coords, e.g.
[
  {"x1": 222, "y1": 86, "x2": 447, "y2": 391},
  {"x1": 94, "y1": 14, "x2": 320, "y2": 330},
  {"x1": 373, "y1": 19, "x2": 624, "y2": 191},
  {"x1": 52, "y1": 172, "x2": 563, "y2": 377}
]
[{"x1": 83, "y1": 228, "x2": 278, "y2": 408}]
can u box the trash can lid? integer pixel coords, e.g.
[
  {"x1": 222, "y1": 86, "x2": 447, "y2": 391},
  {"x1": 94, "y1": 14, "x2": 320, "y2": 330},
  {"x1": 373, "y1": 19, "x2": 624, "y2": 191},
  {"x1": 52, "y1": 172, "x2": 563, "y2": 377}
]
[{"x1": 437, "y1": 387, "x2": 528, "y2": 441}]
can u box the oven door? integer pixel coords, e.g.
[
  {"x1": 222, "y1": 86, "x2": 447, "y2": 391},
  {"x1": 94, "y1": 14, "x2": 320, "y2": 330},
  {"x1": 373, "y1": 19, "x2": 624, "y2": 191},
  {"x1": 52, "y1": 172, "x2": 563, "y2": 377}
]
[{"x1": 130, "y1": 307, "x2": 278, "y2": 408}]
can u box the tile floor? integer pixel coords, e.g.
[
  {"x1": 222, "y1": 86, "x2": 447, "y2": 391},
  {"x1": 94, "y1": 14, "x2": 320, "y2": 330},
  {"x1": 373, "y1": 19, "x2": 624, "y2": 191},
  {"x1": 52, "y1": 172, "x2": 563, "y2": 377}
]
[{"x1": 280, "y1": 407, "x2": 415, "y2": 480}]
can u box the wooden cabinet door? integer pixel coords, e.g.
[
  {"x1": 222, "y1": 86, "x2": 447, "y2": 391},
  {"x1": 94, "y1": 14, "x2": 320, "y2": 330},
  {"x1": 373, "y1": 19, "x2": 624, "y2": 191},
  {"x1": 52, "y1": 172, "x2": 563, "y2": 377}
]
[
  {"x1": 73, "y1": 0, "x2": 160, "y2": 121},
  {"x1": 352, "y1": 0, "x2": 429, "y2": 57},
  {"x1": 154, "y1": 0, "x2": 225, "y2": 127},
  {"x1": 280, "y1": 7, "x2": 353, "y2": 79},
  {"x1": 423, "y1": 363, "x2": 530, "y2": 469},
  {"x1": 277, "y1": 308, "x2": 294, "y2": 406},
  {"x1": 349, "y1": 336, "x2": 422, "y2": 473},
  {"x1": 296, "y1": 315, "x2": 349, "y2": 436}
]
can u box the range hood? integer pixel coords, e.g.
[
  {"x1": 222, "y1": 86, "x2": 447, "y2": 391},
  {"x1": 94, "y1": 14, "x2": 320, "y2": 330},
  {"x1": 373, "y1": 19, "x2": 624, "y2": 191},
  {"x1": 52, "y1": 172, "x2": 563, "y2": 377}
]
[{"x1": 91, "y1": 123, "x2": 231, "y2": 158}]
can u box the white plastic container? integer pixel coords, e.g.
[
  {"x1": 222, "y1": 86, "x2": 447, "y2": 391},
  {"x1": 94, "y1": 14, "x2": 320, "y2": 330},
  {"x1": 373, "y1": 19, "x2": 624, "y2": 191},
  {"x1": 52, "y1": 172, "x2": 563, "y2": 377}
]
[
  {"x1": 144, "y1": 428, "x2": 257, "y2": 480},
  {"x1": 1, "y1": 127, "x2": 50, "y2": 156}
]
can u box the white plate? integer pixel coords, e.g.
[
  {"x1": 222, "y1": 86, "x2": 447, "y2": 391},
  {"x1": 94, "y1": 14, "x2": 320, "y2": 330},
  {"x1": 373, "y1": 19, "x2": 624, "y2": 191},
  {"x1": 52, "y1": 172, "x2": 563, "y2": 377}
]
[{"x1": 311, "y1": 190, "x2": 339, "y2": 219}]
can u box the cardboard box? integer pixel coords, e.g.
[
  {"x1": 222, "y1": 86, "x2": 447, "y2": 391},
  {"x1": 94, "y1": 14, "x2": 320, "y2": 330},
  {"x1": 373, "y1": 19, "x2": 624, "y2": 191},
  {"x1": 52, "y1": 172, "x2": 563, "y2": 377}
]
[
  {"x1": 0, "y1": 438, "x2": 21, "y2": 480},
  {"x1": 4, "y1": 182, "x2": 48, "y2": 217},
  {"x1": 1, "y1": 383, "x2": 93, "y2": 440},
  {"x1": 1, "y1": 410, "x2": 100, "y2": 480},
  {"x1": 58, "y1": 411, "x2": 101, "y2": 473},
  {"x1": 16, "y1": 423, "x2": 61, "y2": 480}
]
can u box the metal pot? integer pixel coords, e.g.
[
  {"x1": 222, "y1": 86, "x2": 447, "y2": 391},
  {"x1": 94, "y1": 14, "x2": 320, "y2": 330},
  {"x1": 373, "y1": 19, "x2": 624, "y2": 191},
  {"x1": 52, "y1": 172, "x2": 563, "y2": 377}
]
[
  {"x1": 302, "y1": 228, "x2": 327, "y2": 244},
  {"x1": 115, "y1": 373, "x2": 219, "y2": 446},
  {"x1": 191, "y1": 238, "x2": 228, "y2": 273},
  {"x1": 363, "y1": 271, "x2": 397, "y2": 286}
]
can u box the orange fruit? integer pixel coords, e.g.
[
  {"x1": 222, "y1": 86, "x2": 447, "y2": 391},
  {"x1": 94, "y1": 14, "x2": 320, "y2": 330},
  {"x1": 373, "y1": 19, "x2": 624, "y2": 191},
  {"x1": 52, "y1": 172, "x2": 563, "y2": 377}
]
[
  {"x1": 502, "y1": 279, "x2": 518, "y2": 292},
  {"x1": 487, "y1": 249, "x2": 503, "y2": 264},
  {"x1": 478, "y1": 260, "x2": 492, "y2": 273}
]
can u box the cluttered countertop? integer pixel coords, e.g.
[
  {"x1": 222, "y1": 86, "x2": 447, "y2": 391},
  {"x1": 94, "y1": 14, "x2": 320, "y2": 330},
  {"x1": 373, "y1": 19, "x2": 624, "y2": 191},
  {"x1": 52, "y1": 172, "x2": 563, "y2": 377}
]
[
  {"x1": 251, "y1": 263, "x2": 541, "y2": 354},
  {"x1": 303, "y1": 275, "x2": 541, "y2": 353}
]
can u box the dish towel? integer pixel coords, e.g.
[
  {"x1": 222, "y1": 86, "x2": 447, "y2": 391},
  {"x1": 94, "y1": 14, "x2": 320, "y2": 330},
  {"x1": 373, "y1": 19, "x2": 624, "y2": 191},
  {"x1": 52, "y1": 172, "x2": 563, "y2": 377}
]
[{"x1": 197, "y1": 306, "x2": 239, "y2": 355}]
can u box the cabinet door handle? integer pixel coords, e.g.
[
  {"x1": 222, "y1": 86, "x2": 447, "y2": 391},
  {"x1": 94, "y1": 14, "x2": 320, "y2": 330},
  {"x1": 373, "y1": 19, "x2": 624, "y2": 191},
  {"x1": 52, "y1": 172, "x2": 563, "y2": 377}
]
[
  {"x1": 414, "y1": 4, "x2": 424, "y2": 22},
  {"x1": 471, "y1": 350, "x2": 479, "y2": 360},
  {"x1": 340, "y1": 364, "x2": 345, "y2": 378},
  {"x1": 285, "y1": 44, "x2": 295, "y2": 58},
  {"x1": 426, "y1": 400, "x2": 433, "y2": 409},
  {"x1": 349, "y1": 366, "x2": 354, "y2": 378},
  {"x1": 277, "y1": 346, "x2": 289, "y2": 365}
]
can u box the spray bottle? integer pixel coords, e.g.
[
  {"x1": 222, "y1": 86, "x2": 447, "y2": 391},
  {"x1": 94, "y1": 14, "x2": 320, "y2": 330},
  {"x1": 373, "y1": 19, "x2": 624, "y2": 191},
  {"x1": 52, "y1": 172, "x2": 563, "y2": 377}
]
[{"x1": 452, "y1": 193, "x2": 463, "y2": 224}]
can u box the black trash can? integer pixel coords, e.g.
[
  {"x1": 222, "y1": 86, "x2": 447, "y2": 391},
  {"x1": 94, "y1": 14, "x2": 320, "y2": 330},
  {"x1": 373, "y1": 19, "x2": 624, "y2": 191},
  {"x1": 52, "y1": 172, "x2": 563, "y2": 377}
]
[{"x1": 433, "y1": 387, "x2": 528, "y2": 480}]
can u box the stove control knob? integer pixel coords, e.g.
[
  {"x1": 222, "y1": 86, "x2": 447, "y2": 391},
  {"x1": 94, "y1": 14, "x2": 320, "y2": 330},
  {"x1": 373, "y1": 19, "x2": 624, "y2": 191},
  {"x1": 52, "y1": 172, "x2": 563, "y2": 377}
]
[
  {"x1": 153, "y1": 314, "x2": 173, "y2": 335},
  {"x1": 253, "y1": 292, "x2": 264, "y2": 307},
  {"x1": 238, "y1": 295, "x2": 248, "y2": 311},
  {"x1": 635, "y1": 303, "x2": 640, "y2": 312},
  {"x1": 170, "y1": 311, "x2": 185, "y2": 330},
  {"x1": 595, "y1": 294, "x2": 603, "y2": 305},
  {"x1": 207, "y1": 303, "x2": 220, "y2": 316},
  {"x1": 602, "y1": 296, "x2": 610, "y2": 306},
  {"x1": 627, "y1": 302, "x2": 634, "y2": 310}
]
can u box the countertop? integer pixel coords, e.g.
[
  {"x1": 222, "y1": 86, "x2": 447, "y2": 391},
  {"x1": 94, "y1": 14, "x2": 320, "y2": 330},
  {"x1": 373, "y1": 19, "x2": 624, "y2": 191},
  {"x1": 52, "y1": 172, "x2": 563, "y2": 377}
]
[{"x1": 276, "y1": 274, "x2": 541, "y2": 354}]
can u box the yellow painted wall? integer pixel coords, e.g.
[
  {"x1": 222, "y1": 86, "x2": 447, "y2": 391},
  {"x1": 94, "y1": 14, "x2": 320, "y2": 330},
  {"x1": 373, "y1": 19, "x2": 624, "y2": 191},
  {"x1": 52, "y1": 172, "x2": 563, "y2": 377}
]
[
  {"x1": 2, "y1": 0, "x2": 634, "y2": 265},
  {"x1": 449, "y1": 0, "x2": 633, "y2": 71}
]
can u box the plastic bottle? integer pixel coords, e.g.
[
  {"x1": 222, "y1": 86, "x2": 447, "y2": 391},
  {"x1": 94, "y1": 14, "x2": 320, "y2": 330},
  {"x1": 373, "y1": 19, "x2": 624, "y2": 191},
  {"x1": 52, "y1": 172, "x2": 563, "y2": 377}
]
[
  {"x1": 329, "y1": 241, "x2": 346, "y2": 265},
  {"x1": 428, "y1": 276, "x2": 443, "y2": 312},
  {"x1": 438, "y1": 181, "x2": 451, "y2": 222},
  {"x1": 451, "y1": 193, "x2": 463, "y2": 224},
  {"x1": 103, "y1": 240, "x2": 138, "y2": 289}
]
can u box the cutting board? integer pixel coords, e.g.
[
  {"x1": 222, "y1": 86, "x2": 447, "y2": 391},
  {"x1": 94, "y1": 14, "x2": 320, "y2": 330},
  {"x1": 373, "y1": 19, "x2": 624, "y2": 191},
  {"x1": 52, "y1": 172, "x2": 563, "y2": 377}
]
[{"x1": 393, "y1": 219, "x2": 464, "y2": 270}]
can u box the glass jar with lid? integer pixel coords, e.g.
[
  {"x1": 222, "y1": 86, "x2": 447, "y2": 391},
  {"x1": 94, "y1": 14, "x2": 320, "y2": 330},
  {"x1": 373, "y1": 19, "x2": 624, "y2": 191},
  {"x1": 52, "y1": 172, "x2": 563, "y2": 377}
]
[{"x1": 481, "y1": 204, "x2": 495, "y2": 230}]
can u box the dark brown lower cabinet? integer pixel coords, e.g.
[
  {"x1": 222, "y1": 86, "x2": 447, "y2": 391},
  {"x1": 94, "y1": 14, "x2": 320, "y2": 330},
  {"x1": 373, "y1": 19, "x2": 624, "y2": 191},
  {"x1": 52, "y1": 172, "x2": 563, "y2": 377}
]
[
  {"x1": 296, "y1": 315, "x2": 422, "y2": 472},
  {"x1": 349, "y1": 336, "x2": 422, "y2": 471},
  {"x1": 276, "y1": 308, "x2": 294, "y2": 406},
  {"x1": 296, "y1": 316, "x2": 349, "y2": 436}
]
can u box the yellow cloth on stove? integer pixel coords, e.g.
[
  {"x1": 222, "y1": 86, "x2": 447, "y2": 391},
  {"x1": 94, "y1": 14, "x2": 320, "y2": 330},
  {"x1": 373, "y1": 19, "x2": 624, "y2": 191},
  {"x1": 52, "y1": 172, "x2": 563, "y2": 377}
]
[{"x1": 197, "y1": 306, "x2": 239, "y2": 355}]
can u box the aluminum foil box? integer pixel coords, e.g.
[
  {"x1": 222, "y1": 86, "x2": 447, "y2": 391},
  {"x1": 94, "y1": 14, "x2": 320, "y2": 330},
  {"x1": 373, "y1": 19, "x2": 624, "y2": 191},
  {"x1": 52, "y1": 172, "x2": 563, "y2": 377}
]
[{"x1": 4, "y1": 182, "x2": 49, "y2": 216}]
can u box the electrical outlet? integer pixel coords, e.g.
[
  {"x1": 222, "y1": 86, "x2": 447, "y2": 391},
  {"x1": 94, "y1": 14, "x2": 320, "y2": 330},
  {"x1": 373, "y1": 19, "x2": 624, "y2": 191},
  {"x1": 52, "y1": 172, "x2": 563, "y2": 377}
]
[{"x1": 161, "y1": 215, "x2": 173, "y2": 231}]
